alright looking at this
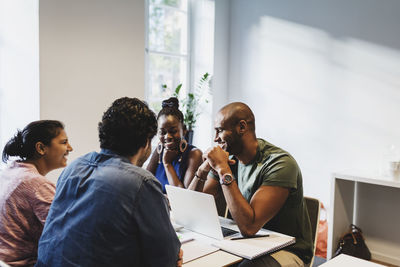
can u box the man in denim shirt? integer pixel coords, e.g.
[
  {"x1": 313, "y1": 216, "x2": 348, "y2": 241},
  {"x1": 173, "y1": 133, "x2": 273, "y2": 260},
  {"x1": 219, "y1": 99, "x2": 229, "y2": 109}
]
[{"x1": 36, "y1": 97, "x2": 182, "y2": 267}]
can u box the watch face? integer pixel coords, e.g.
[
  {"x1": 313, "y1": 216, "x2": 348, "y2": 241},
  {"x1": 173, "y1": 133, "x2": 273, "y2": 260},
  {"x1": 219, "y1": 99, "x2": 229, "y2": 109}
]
[{"x1": 222, "y1": 174, "x2": 233, "y2": 185}]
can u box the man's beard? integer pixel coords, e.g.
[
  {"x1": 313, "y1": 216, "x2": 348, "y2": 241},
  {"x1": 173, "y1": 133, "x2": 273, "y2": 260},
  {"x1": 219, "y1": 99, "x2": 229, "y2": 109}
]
[{"x1": 225, "y1": 132, "x2": 243, "y2": 156}]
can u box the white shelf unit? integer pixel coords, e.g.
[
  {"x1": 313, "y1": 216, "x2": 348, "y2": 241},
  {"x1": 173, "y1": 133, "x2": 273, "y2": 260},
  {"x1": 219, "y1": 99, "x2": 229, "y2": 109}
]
[{"x1": 328, "y1": 171, "x2": 400, "y2": 266}]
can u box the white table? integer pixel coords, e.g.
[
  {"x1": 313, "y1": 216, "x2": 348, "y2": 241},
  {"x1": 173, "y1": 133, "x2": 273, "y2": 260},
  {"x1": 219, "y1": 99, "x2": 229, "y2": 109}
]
[
  {"x1": 320, "y1": 254, "x2": 386, "y2": 267},
  {"x1": 328, "y1": 171, "x2": 400, "y2": 266},
  {"x1": 180, "y1": 228, "x2": 242, "y2": 266},
  {"x1": 183, "y1": 250, "x2": 242, "y2": 267},
  {"x1": 181, "y1": 217, "x2": 243, "y2": 266}
]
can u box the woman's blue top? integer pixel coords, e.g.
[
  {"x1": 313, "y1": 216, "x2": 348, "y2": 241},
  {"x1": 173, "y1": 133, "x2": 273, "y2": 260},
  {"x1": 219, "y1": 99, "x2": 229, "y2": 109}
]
[{"x1": 155, "y1": 143, "x2": 196, "y2": 193}]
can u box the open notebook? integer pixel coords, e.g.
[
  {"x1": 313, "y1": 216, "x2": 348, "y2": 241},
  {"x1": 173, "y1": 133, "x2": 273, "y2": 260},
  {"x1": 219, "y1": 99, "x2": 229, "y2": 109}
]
[{"x1": 213, "y1": 231, "x2": 295, "y2": 260}]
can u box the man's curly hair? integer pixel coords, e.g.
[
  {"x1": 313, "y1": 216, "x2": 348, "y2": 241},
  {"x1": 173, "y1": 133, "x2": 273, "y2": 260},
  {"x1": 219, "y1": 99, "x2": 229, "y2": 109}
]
[{"x1": 98, "y1": 97, "x2": 157, "y2": 156}]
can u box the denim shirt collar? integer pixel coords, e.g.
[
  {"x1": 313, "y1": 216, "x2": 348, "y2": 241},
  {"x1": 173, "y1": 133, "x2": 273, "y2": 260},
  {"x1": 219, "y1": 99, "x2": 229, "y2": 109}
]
[{"x1": 100, "y1": 149, "x2": 131, "y2": 164}]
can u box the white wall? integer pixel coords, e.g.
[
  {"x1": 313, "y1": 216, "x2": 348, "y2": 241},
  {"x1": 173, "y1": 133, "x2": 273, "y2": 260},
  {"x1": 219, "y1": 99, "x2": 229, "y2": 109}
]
[
  {"x1": 0, "y1": 0, "x2": 39, "y2": 163},
  {"x1": 212, "y1": 0, "x2": 229, "y2": 125},
  {"x1": 40, "y1": 0, "x2": 145, "y2": 180},
  {"x1": 220, "y1": 0, "x2": 400, "y2": 206},
  {"x1": 190, "y1": 0, "x2": 215, "y2": 150}
]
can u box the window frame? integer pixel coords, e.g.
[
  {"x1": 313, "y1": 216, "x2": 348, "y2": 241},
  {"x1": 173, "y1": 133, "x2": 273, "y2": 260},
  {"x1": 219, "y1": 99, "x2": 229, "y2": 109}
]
[{"x1": 144, "y1": 0, "x2": 192, "y2": 108}]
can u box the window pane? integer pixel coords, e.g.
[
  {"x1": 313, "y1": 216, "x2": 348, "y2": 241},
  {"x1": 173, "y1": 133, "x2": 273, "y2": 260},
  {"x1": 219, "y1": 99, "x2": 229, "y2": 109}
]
[
  {"x1": 149, "y1": 6, "x2": 187, "y2": 54},
  {"x1": 150, "y1": 0, "x2": 187, "y2": 11},
  {"x1": 148, "y1": 53, "x2": 187, "y2": 112}
]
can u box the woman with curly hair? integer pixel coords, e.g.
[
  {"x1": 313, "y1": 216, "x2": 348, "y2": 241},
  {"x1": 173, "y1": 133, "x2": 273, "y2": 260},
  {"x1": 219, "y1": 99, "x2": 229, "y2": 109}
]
[
  {"x1": 147, "y1": 97, "x2": 203, "y2": 193},
  {"x1": 0, "y1": 120, "x2": 73, "y2": 267}
]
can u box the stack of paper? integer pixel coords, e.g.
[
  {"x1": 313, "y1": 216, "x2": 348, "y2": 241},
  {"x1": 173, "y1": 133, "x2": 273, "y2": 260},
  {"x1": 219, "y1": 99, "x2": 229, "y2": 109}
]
[{"x1": 182, "y1": 240, "x2": 219, "y2": 263}]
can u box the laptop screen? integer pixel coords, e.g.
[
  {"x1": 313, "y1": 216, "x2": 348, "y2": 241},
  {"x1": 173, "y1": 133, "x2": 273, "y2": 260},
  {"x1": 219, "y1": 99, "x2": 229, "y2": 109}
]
[{"x1": 165, "y1": 185, "x2": 226, "y2": 240}]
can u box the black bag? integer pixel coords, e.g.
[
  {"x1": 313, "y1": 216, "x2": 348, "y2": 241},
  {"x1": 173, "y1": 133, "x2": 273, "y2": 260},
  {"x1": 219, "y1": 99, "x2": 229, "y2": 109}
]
[{"x1": 334, "y1": 224, "x2": 371, "y2": 260}]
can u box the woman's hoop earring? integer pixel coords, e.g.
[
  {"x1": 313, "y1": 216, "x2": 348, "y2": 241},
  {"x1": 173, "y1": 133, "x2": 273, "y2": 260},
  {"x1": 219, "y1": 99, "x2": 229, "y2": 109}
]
[
  {"x1": 179, "y1": 139, "x2": 188, "y2": 153},
  {"x1": 157, "y1": 142, "x2": 163, "y2": 163}
]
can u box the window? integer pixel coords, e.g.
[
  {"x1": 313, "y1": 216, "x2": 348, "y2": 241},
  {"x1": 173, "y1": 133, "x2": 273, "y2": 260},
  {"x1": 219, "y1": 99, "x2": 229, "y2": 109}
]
[
  {"x1": 145, "y1": 0, "x2": 215, "y2": 149},
  {"x1": 145, "y1": 0, "x2": 190, "y2": 112}
]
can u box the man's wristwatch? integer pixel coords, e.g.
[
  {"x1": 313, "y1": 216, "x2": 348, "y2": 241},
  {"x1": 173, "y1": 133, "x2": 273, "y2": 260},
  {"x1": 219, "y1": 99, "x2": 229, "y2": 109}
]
[{"x1": 220, "y1": 173, "x2": 234, "y2": 185}]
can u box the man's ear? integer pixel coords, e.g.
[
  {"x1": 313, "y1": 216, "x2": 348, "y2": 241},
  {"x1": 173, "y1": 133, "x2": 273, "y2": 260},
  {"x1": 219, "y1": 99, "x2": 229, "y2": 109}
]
[
  {"x1": 238, "y1": 120, "x2": 247, "y2": 133},
  {"x1": 35, "y1": 142, "x2": 47, "y2": 156}
]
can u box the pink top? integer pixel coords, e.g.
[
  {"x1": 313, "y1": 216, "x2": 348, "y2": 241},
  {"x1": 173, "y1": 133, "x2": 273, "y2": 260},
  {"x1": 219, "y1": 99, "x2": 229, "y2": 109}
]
[{"x1": 0, "y1": 162, "x2": 55, "y2": 267}]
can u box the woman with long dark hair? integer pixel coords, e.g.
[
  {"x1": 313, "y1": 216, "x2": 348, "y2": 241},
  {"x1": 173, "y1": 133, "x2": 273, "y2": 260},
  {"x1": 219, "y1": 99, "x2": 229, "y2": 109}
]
[{"x1": 0, "y1": 120, "x2": 73, "y2": 266}]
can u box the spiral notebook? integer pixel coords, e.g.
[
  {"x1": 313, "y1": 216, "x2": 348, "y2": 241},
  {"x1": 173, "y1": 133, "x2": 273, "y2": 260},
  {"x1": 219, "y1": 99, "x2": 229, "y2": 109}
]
[{"x1": 212, "y1": 232, "x2": 295, "y2": 260}]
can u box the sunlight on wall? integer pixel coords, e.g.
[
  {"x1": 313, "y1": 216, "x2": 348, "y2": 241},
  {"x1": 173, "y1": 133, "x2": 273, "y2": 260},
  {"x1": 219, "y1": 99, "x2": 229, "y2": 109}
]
[{"x1": 232, "y1": 16, "x2": 400, "y2": 206}]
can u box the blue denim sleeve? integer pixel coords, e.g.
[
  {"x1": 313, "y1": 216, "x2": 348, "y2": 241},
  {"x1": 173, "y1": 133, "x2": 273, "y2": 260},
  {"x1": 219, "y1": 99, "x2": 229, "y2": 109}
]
[{"x1": 134, "y1": 178, "x2": 181, "y2": 267}]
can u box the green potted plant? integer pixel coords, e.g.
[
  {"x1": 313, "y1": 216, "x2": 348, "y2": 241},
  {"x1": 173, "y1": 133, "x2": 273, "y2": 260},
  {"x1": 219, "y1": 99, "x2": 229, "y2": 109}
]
[{"x1": 172, "y1": 72, "x2": 211, "y2": 144}]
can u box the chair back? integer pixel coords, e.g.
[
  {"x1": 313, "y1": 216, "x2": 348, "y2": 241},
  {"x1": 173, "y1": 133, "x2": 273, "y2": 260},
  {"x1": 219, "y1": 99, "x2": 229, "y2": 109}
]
[{"x1": 304, "y1": 196, "x2": 321, "y2": 267}]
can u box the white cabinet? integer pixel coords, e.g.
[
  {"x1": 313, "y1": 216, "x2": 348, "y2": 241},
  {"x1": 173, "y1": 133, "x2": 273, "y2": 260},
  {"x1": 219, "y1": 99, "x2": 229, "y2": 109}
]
[{"x1": 328, "y1": 171, "x2": 400, "y2": 266}]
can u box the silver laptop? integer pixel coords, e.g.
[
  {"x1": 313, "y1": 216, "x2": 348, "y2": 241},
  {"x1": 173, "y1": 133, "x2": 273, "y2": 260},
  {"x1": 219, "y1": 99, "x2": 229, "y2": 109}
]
[{"x1": 165, "y1": 185, "x2": 238, "y2": 240}]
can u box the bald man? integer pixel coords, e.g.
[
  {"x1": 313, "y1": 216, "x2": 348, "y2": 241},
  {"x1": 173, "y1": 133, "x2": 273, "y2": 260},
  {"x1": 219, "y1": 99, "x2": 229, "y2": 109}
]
[{"x1": 189, "y1": 102, "x2": 313, "y2": 267}]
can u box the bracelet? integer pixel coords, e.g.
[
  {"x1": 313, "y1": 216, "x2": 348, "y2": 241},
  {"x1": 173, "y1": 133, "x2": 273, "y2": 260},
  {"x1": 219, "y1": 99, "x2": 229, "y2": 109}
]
[{"x1": 195, "y1": 173, "x2": 207, "y2": 182}]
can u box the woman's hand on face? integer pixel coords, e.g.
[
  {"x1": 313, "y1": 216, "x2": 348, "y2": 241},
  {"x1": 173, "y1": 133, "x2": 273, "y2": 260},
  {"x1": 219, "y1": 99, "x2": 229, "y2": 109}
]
[{"x1": 162, "y1": 147, "x2": 179, "y2": 165}]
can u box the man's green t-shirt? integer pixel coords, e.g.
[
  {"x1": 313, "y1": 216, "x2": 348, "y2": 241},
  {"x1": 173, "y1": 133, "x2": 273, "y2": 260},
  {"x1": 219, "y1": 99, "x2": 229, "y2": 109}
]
[{"x1": 219, "y1": 139, "x2": 313, "y2": 264}]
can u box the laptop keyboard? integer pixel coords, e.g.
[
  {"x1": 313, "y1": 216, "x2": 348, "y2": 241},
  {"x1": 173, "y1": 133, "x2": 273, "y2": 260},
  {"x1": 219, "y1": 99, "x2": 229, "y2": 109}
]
[{"x1": 221, "y1": 226, "x2": 239, "y2": 237}]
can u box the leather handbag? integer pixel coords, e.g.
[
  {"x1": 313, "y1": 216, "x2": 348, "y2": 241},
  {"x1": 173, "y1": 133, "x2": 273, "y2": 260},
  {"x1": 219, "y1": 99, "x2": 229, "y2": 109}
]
[{"x1": 334, "y1": 224, "x2": 371, "y2": 260}]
